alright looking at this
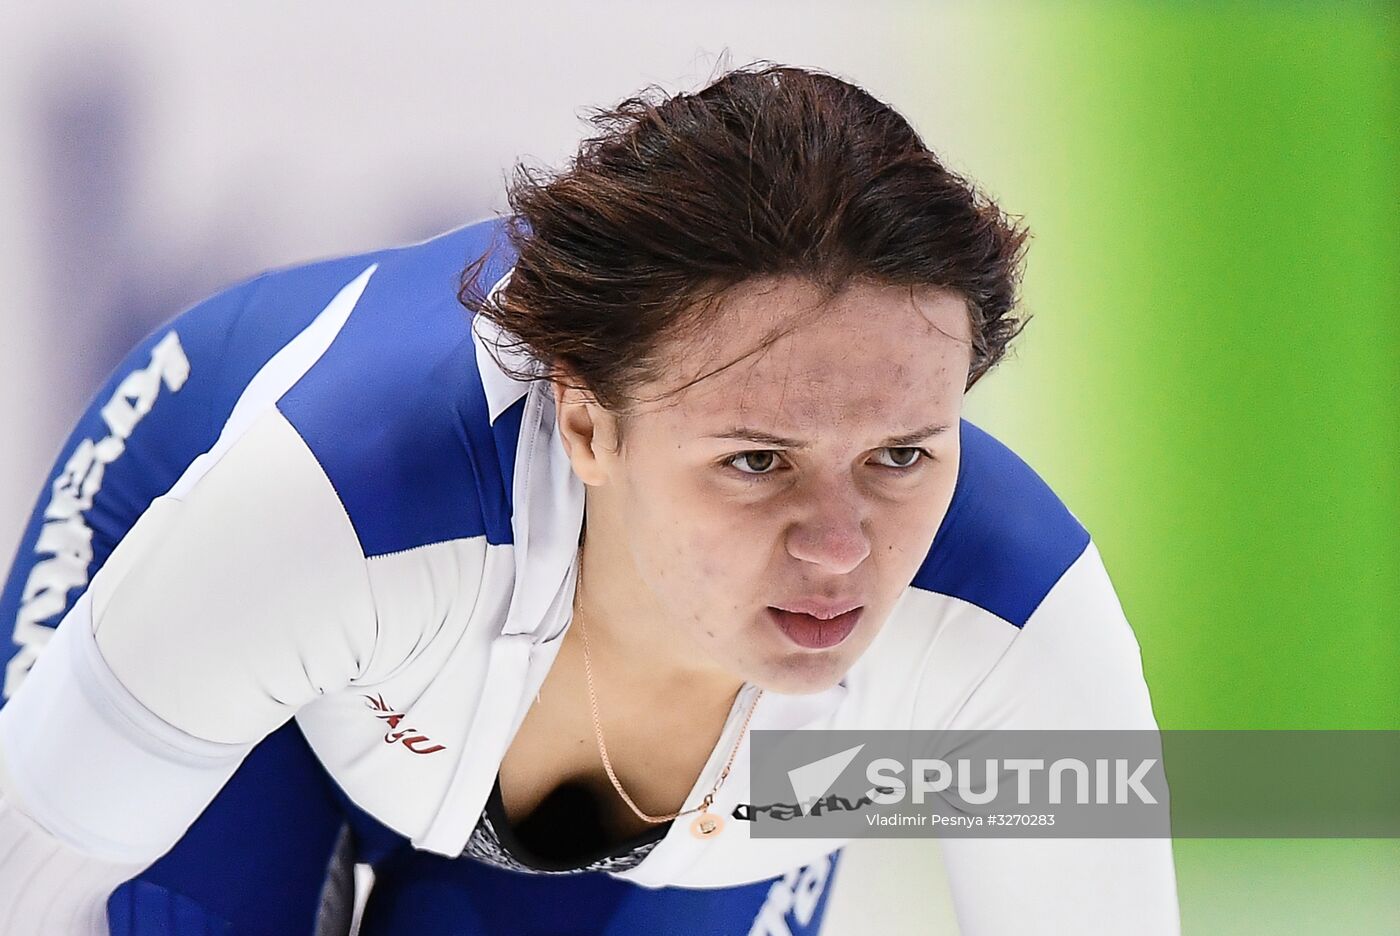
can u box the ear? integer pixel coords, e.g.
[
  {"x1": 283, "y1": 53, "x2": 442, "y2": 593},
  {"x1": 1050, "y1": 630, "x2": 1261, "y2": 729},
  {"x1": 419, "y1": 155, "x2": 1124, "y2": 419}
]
[{"x1": 552, "y1": 375, "x2": 622, "y2": 487}]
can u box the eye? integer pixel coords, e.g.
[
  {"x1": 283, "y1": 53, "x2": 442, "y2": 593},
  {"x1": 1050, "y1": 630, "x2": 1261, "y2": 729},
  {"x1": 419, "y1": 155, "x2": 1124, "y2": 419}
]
[
  {"x1": 726, "y1": 451, "x2": 784, "y2": 476},
  {"x1": 723, "y1": 447, "x2": 932, "y2": 480},
  {"x1": 873, "y1": 447, "x2": 928, "y2": 470}
]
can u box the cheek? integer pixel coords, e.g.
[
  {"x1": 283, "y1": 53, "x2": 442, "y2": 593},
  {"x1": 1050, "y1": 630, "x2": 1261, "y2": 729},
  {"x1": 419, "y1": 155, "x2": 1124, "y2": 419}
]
[
  {"x1": 886, "y1": 460, "x2": 959, "y2": 568},
  {"x1": 625, "y1": 466, "x2": 717, "y2": 575},
  {"x1": 627, "y1": 471, "x2": 768, "y2": 609},
  {"x1": 866, "y1": 458, "x2": 957, "y2": 573}
]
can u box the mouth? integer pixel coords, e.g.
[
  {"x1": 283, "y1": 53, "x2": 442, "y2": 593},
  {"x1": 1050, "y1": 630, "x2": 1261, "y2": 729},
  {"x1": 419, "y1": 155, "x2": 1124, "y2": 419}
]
[{"x1": 765, "y1": 606, "x2": 864, "y2": 650}]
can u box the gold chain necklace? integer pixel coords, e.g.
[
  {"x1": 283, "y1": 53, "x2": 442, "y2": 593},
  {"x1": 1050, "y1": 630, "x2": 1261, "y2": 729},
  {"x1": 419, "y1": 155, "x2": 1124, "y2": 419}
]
[{"x1": 575, "y1": 591, "x2": 762, "y2": 840}]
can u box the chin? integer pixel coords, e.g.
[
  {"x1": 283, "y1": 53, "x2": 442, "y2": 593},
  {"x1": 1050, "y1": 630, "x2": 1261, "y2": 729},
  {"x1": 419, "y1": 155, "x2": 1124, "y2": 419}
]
[{"x1": 751, "y1": 655, "x2": 850, "y2": 696}]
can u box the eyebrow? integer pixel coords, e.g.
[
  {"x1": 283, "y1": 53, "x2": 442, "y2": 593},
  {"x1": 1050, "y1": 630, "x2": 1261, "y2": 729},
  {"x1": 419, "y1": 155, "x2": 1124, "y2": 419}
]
[{"x1": 709, "y1": 423, "x2": 953, "y2": 449}]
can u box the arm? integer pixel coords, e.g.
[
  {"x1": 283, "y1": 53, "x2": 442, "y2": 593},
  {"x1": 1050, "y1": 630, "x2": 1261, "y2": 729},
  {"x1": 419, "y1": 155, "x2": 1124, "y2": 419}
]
[
  {"x1": 919, "y1": 541, "x2": 1181, "y2": 936},
  {"x1": 0, "y1": 405, "x2": 377, "y2": 933}
]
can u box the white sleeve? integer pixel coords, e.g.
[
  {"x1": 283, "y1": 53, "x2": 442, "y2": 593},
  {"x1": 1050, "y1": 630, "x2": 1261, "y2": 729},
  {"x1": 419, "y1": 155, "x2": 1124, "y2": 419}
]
[
  {"x1": 0, "y1": 784, "x2": 144, "y2": 935},
  {"x1": 930, "y1": 541, "x2": 1182, "y2": 936},
  {"x1": 0, "y1": 406, "x2": 377, "y2": 930}
]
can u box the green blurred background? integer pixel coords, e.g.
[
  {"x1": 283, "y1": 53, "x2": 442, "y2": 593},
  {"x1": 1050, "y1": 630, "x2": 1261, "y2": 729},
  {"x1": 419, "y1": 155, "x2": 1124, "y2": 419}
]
[{"x1": 937, "y1": 2, "x2": 1399, "y2": 931}]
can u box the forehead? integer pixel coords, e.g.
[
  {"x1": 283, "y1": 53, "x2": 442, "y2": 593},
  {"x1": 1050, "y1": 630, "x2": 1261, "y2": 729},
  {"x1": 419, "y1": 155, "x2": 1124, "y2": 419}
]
[{"x1": 638, "y1": 277, "x2": 973, "y2": 432}]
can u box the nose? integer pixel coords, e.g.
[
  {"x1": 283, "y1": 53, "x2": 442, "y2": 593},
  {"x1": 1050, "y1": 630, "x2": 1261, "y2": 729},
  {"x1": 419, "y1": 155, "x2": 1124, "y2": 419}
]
[{"x1": 784, "y1": 487, "x2": 872, "y2": 574}]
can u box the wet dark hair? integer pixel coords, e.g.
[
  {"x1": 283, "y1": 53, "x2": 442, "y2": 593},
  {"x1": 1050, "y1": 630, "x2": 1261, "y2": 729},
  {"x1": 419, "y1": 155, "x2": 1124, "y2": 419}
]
[{"x1": 461, "y1": 62, "x2": 1029, "y2": 418}]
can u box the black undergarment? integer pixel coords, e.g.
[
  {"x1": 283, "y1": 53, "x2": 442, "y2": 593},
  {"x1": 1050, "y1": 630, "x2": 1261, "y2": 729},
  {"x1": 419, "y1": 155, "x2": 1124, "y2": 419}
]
[{"x1": 484, "y1": 774, "x2": 674, "y2": 873}]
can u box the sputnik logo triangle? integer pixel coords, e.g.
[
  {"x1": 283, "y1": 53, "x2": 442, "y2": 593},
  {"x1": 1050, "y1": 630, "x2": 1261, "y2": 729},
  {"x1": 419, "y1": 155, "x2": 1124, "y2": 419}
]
[{"x1": 787, "y1": 744, "x2": 865, "y2": 816}]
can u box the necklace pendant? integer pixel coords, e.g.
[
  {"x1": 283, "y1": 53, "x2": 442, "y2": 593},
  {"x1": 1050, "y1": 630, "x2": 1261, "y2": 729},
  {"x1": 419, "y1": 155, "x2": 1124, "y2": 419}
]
[{"x1": 690, "y1": 809, "x2": 724, "y2": 839}]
